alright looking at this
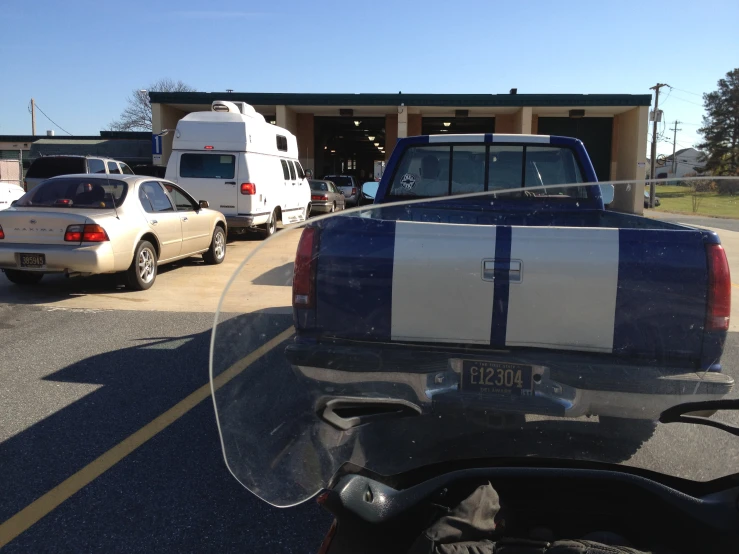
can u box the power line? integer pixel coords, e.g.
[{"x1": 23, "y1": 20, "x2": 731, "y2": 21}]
[
  {"x1": 30, "y1": 102, "x2": 73, "y2": 135},
  {"x1": 668, "y1": 86, "x2": 702, "y2": 97},
  {"x1": 669, "y1": 94, "x2": 703, "y2": 107}
]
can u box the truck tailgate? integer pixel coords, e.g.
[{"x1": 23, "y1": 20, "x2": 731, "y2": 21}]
[{"x1": 312, "y1": 218, "x2": 710, "y2": 364}]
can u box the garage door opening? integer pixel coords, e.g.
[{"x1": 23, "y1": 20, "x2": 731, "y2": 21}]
[{"x1": 314, "y1": 117, "x2": 386, "y2": 181}]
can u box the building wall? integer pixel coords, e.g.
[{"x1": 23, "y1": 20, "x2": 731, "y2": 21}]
[
  {"x1": 495, "y1": 114, "x2": 515, "y2": 133},
  {"x1": 151, "y1": 104, "x2": 187, "y2": 166},
  {"x1": 408, "y1": 114, "x2": 422, "y2": 137},
  {"x1": 385, "y1": 114, "x2": 398, "y2": 161},
  {"x1": 296, "y1": 113, "x2": 314, "y2": 174},
  {"x1": 611, "y1": 106, "x2": 648, "y2": 214},
  {"x1": 276, "y1": 105, "x2": 297, "y2": 133},
  {"x1": 513, "y1": 107, "x2": 533, "y2": 133}
]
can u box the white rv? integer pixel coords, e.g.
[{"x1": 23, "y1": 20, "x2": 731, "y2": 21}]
[{"x1": 165, "y1": 101, "x2": 311, "y2": 237}]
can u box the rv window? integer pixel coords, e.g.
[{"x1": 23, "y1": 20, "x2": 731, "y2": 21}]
[
  {"x1": 288, "y1": 161, "x2": 297, "y2": 180},
  {"x1": 294, "y1": 161, "x2": 305, "y2": 179},
  {"x1": 276, "y1": 135, "x2": 288, "y2": 152},
  {"x1": 180, "y1": 154, "x2": 235, "y2": 179},
  {"x1": 280, "y1": 160, "x2": 290, "y2": 180}
]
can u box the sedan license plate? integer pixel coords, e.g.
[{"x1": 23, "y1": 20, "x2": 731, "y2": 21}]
[
  {"x1": 19, "y1": 253, "x2": 46, "y2": 268},
  {"x1": 461, "y1": 360, "x2": 533, "y2": 396}
]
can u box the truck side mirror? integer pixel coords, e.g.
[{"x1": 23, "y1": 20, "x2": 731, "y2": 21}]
[
  {"x1": 362, "y1": 182, "x2": 379, "y2": 200},
  {"x1": 600, "y1": 184, "x2": 614, "y2": 205}
]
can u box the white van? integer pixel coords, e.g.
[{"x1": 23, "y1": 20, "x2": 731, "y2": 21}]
[{"x1": 165, "y1": 101, "x2": 311, "y2": 237}]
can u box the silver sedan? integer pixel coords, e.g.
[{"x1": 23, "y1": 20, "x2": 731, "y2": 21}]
[{"x1": 0, "y1": 174, "x2": 227, "y2": 290}]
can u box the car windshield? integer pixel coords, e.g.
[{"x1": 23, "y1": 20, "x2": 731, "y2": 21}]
[
  {"x1": 212, "y1": 178, "x2": 739, "y2": 508},
  {"x1": 15, "y1": 177, "x2": 128, "y2": 208},
  {"x1": 309, "y1": 181, "x2": 329, "y2": 191}
]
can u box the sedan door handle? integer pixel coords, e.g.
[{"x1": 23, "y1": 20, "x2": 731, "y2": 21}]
[
  {"x1": 150, "y1": 220, "x2": 158, "y2": 226},
  {"x1": 182, "y1": 217, "x2": 188, "y2": 222}
]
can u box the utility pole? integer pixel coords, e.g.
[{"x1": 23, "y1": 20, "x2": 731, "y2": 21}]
[
  {"x1": 670, "y1": 120, "x2": 682, "y2": 175},
  {"x1": 30, "y1": 98, "x2": 36, "y2": 136},
  {"x1": 649, "y1": 83, "x2": 668, "y2": 208}
]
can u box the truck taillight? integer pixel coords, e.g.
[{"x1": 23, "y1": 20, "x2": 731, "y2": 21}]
[
  {"x1": 351, "y1": 188, "x2": 357, "y2": 196},
  {"x1": 64, "y1": 224, "x2": 109, "y2": 242},
  {"x1": 0, "y1": 225, "x2": 4, "y2": 239},
  {"x1": 311, "y1": 194, "x2": 327, "y2": 201},
  {"x1": 241, "y1": 183, "x2": 256, "y2": 195},
  {"x1": 293, "y1": 227, "x2": 317, "y2": 308},
  {"x1": 706, "y1": 243, "x2": 731, "y2": 331}
]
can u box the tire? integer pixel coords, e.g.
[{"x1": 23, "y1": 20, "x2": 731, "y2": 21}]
[
  {"x1": 203, "y1": 226, "x2": 226, "y2": 265},
  {"x1": 3, "y1": 269, "x2": 44, "y2": 285},
  {"x1": 306, "y1": 203, "x2": 312, "y2": 219},
  {"x1": 126, "y1": 240, "x2": 157, "y2": 290},
  {"x1": 598, "y1": 416, "x2": 657, "y2": 445},
  {"x1": 262, "y1": 209, "x2": 278, "y2": 238},
  {"x1": 330, "y1": 202, "x2": 336, "y2": 213}
]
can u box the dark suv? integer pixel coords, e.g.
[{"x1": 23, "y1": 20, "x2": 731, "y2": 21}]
[
  {"x1": 323, "y1": 175, "x2": 359, "y2": 207},
  {"x1": 24, "y1": 156, "x2": 135, "y2": 191}
]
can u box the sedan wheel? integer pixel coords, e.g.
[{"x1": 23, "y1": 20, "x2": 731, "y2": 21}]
[
  {"x1": 126, "y1": 240, "x2": 157, "y2": 290},
  {"x1": 203, "y1": 226, "x2": 226, "y2": 265}
]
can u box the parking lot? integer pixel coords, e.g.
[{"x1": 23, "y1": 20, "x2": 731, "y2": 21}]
[{"x1": 2, "y1": 218, "x2": 739, "y2": 553}]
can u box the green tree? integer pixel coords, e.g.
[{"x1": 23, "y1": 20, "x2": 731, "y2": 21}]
[
  {"x1": 698, "y1": 68, "x2": 739, "y2": 176},
  {"x1": 108, "y1": 78, "x2": 196, "y2": 132}
]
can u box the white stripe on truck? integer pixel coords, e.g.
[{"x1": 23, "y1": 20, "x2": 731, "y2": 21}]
[
  {"x1": 505, "y1": 227, "x2": 619, "y2": 353},
  {"x1": 391, "y1": 221, "x2": 497, "y2": 344}
]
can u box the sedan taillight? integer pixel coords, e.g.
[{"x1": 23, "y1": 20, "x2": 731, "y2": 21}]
[
  {"x1": 311, "y1": 194, "x2": 328, "y2": 201},
  {"x1": 0, "y1": 225, "x2": 4, "y2": 239},
  {"x1": 64, "y1": 224, "x2": 109, "y2": 242}
]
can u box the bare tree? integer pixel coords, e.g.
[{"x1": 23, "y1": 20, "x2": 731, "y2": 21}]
[{"x1": 108, "y1": 78, "x2": 197, "y2": 132}]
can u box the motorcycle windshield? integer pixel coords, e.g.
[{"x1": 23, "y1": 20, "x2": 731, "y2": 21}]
[{"x1": 211, "y1": 178, "x2": 739, "y2": 508}]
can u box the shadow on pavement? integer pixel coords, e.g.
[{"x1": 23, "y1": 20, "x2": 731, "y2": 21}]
[
  {"x1": 0, "y1": 310, "x2": 334, "y2": 553},
  {"x1": 251, "y1": 262, "x2": 293, "y2": 286}
]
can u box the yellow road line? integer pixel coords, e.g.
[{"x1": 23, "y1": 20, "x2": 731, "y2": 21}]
[{"x1": 0, "y1": 327, "x2": 294, "y2": 548}]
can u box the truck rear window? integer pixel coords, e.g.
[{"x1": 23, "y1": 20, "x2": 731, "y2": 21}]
[
  {"x1": 180, "y1": 154, "x2": 235, "y2": 179},
  {"x1": 388, "y1": 144, "x2": 585, "y2": 198},
  {"x1": 26, "y1": 157, "x2": 86, "y2": 179}
]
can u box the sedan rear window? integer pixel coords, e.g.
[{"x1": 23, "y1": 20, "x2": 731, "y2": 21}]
[
  {"x1": 310, "y1": 181, "x2": 329, "y2": 191},
  {"x1": 180, "y1": 154, "x2": 235, "y2": 179},
  {"x1": 15, "y1": 177, "x2": 128, "y2": 208}
]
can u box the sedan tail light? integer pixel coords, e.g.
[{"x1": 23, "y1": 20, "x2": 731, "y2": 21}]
[
  {"x1": 241, "y1": 183, "x2": 256, "y2": 195},
  {"x1": 64, "y1": 224, "x2": 109, "y2": 242},
  {"x1": 0, "y1": 225, "x2": 4, "y2": 239},
  {"x1": 311, "y1": 194, "x2": 328, "y2": 201},
  {"x1": 351, "y1": 188, "x2": 357, "y2": 196}
]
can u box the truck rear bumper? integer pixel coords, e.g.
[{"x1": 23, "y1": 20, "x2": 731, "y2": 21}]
[{"x1": 285, "y1": 342, "x2": 734, "y2": 420}]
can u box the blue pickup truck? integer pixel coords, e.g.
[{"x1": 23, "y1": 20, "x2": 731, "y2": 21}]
[{"x1": 287, "y1": 134, "x2": 733, "y2": 432}]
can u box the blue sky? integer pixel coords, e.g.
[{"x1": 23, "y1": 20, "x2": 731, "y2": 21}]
[{"x1": 2, "y1": 0, "x2": 737, "y2": 155}]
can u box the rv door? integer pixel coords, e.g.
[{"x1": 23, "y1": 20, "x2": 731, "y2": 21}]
[{"x1": 176, "y1": 152, "x2": 239, "y2": 215}]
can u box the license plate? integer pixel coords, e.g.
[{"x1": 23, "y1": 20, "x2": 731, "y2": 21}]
[
  {"x1": 460, "y1": 360, "x2": 533, "y2": 396},
  {"x1": 19, "y1": 253, "x2": 46, "y2": 268}
]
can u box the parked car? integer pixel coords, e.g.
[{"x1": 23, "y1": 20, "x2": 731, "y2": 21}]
[
  {"x1": 165, "y1": 100, "x2": 310, "y2": 238},
  {"x1": 308, "y1": 180, "x2": 345, "y2": 214},
  {"x1": 323, "y1": 175, "x2": 359, "y2": 207},
  {"x1": 24, "y1": 156, "x2": 135, "y2": 192},
  {"x1": 644, "y1": 189, "x2": 661, "y2": 208},
  {"x1": 287, "y1": 134, "x2": 733, "y2": 442},
  {"x1": 0, "y1": 174, "x2": 227, "y2": 290},
  {"x1": 0, "y1": 182, "x2": 25, "y2": 210}
]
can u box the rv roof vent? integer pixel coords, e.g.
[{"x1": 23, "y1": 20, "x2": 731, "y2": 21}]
[{"x1": 212, "y1": 101, "x2": 241, "y2": 114}]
